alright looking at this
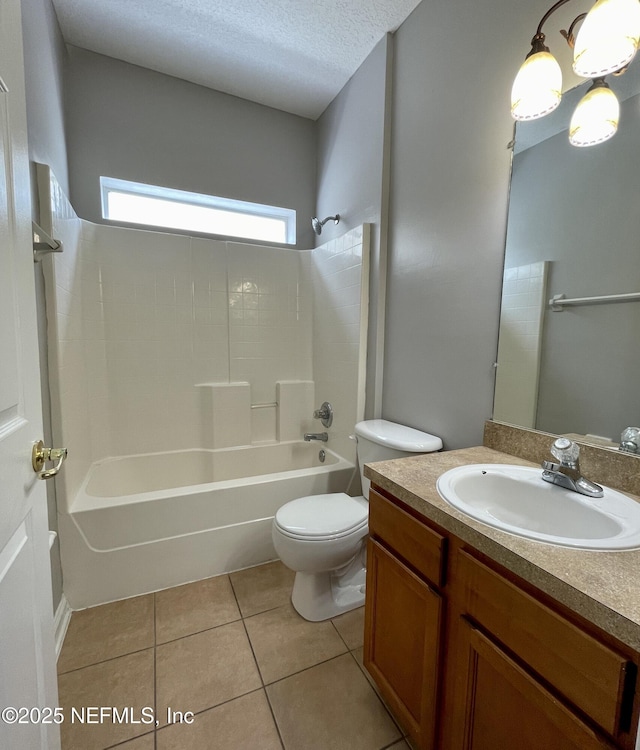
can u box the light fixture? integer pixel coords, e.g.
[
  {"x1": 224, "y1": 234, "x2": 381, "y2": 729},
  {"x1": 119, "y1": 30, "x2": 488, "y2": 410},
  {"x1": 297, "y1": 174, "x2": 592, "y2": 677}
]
[
  {"x1": 569, "y1": 77, "x2": 620, "y2": 145},
  {"x1": 573, "y1": 0, "x2": 640, "y2": 77},
  {"x1": 511, "y1": 0, "x2": 640, "y2": 146},
  {"x1": 511, "y1": 36, "x2": 563, "y2": 120}
]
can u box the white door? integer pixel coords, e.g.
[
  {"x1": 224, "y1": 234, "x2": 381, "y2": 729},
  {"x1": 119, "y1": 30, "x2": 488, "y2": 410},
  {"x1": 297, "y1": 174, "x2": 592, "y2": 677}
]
[{"x1": 0, "y1": 0, "x2": 61, "y2": 748}]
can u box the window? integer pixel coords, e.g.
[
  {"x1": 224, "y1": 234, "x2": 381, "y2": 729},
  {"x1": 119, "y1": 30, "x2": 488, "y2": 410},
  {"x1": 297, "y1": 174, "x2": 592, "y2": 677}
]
[{"x1": 100, "y1": 177, "x2": 296, "y2": 245}]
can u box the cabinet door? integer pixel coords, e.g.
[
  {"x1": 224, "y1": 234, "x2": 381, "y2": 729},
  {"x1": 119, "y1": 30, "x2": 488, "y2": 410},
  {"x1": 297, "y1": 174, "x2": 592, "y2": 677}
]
[
  {"x1": 455, "y1": 549, "x2": 634, "y2": 738},
  {"x1": 364, "y1": 538, "x2": 442, "y2": 749},
  {"x1": 449, "y1": 618, "x2": 616, "y2": 750}
]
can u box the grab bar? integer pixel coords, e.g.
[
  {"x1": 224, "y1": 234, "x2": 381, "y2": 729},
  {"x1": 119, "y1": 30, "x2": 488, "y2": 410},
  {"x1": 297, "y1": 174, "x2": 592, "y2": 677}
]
[{"x1": 550, "y1": 292, "x2": 640, "y2": 311}]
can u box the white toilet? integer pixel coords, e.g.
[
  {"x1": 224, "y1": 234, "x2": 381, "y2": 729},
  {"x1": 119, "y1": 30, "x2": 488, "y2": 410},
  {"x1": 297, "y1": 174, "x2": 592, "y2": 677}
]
[{"x1": 272, "y1": 419, "x2": 442, "y2": 621}]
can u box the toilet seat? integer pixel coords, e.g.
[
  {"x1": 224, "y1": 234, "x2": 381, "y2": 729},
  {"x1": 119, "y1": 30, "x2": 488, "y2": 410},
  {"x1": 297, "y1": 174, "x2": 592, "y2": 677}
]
[{"x1": 274, "y1": 493, "x2": 368, "y2": 541}]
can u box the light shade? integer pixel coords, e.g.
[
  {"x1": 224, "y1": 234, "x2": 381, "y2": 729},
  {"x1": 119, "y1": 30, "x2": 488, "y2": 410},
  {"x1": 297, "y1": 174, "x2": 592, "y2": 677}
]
[
  {"x1": 573, "y1": 0, "x2": 640, "y2": 77},
  {"x1": 569, "y1": 80, "x2": 620, "y2": 146},
  {"x1": 511, "y1": 50, "x2": 563, "y2": 120}
]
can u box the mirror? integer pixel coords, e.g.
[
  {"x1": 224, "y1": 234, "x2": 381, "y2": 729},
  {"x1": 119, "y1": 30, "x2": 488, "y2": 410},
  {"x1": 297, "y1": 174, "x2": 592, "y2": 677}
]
[{"x1": 493, "y1": 60, "x2": 640, "y2": 448}]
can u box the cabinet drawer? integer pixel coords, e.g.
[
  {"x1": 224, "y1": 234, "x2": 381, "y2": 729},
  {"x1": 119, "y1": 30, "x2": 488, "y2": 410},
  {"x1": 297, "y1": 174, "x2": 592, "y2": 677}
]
[
  {"x1": 369, "y1": 488, "x2": 446, "y2": 587},
  {"x1": 457, "y1": 549, "x2": 633, "y2": 737}
]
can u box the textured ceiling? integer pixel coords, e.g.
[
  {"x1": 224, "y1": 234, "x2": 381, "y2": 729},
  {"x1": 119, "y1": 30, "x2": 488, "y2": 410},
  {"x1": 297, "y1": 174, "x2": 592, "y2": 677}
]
[{"x1": 51, "y1": 0, "x2": 422, "y2": 120}]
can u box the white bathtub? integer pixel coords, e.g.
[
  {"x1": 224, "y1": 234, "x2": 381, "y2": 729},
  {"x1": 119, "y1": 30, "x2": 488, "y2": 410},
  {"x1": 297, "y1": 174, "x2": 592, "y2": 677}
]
[{"x1": 59, "y1": 442, "x2": 355, "y2": 609}]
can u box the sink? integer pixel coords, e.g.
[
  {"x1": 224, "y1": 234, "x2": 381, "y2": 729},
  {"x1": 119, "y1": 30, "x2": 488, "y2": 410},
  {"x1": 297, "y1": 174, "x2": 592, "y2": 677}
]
[{"x1": 436, "y1": 464, "x2": 640, "y2": 550}]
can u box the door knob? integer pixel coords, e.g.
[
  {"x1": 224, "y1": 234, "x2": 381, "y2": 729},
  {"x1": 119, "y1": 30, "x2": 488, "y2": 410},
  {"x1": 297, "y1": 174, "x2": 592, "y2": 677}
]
[{"x1": 32, "y1": 440, "x2": 68, "y2": 480}]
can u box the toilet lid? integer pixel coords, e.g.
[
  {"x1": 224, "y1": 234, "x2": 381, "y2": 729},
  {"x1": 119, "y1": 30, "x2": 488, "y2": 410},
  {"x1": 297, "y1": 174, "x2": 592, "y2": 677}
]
[{"x1": 274, "y1": 493, "x2": 368, "y2": 540}]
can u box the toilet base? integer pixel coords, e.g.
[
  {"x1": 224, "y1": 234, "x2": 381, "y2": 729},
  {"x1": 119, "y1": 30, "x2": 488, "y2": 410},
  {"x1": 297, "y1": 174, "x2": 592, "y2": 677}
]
[{"x1": 290, "y1": 549, "x2": 367, "y2": 622}]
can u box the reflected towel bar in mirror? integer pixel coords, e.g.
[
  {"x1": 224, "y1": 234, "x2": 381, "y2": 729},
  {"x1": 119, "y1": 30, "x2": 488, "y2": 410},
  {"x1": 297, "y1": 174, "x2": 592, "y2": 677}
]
[{"x1": 550, "y1": 291, "x2": 640, "y2": 311}]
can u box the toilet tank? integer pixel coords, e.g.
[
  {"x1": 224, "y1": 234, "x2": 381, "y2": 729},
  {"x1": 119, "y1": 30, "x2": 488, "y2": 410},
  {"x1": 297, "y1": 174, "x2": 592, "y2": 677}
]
[{"x1": 354, "y1": 419, "x2": 443, "y2": 499}]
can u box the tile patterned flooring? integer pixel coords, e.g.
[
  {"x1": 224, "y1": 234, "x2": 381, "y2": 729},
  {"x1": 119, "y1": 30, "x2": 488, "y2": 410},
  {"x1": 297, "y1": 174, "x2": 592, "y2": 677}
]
[{"x1": 57, "y1": 561, "x2": 411, "y2": 750}]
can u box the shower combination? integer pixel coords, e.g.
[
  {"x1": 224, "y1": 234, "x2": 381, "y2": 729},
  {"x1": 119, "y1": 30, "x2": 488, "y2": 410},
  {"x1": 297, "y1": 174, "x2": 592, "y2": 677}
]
[{"x1": 311, "y1": 214, "x2": 340, "y2": 235}]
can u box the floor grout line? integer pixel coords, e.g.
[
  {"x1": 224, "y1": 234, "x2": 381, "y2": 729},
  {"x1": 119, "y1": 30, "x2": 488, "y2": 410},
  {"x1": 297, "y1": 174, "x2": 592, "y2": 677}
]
[
  {"x1": 330, "y1": 616, "x2": 355, "y2": 652},
  {"x1": 263, "y1": 685, "x2": 287, "y2": 750},
  {"x1": 230, "y1": 570, "x2": 287, "y2": 747},
  {"x1": 379, "y1": 740, "x2": 408, "y2": 750},
  {"x1": 348, "y1": 649, "x2": 407, "y2": 743},
  {"x1": 162, "y1": 685, "x2": 266, "y2": 721},
  {"x1": 263, "y1": 649, "x2": 357, "y2": 688},
  {"x1": 240, "y1": 612, "x2": 267, "y2": 688},
  {"x1": 103, "y1": 728, "x2": 155, "y2": 750},
  {"x1": 57, "y1": 643, "x2": 156, "y2": 676},
  {"x1": 241, "y1": 602, "x2": 291, "y2": 620},
  {"x1": 154, "y1": 613, "x2": 244, "y2": 648}
]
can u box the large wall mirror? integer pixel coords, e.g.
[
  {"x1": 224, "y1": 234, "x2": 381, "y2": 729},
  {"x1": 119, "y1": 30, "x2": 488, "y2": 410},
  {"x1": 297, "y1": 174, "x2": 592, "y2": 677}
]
[{"x1": 493, "y1": 60, "x2": 640, "y2": 448}]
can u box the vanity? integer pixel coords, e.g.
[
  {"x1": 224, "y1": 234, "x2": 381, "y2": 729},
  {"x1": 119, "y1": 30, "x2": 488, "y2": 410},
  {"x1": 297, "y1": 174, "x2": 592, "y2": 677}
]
[
  {"x1": 362, "y1": 22, "x2": 640, "y2": 749},
  {"x1": 363, "y1": 422, "x2": 640, "y2": 750}
]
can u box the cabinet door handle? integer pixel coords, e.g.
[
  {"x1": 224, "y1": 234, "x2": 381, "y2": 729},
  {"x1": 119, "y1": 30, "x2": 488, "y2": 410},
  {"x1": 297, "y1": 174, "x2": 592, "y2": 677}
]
[{"x1": 618, "y1": 661, "x2": 637, "y2": 733}]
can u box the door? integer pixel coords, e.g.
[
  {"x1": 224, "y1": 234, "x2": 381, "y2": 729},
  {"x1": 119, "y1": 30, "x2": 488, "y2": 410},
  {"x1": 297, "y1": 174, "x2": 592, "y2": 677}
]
[{"x1": 0, "y1": 0, "x2": 60, "y2": 748}]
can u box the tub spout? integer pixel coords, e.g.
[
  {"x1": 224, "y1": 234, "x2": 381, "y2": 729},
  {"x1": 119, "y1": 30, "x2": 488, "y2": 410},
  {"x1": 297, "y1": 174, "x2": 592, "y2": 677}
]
[{"x1": 304, "y1": 432, "x2": 328, "y2": 442}]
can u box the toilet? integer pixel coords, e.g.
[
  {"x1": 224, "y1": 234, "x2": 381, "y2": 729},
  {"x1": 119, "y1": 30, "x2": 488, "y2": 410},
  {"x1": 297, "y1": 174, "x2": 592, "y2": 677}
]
[{"x1": 272, "y1": 419, "x2": 442, "y2": 621}]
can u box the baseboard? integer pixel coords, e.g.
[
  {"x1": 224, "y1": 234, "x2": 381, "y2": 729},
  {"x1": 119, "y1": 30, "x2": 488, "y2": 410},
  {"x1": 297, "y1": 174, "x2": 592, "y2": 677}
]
[{"x1": 53, "y1": 594, "x2": 72, "y2": 659}]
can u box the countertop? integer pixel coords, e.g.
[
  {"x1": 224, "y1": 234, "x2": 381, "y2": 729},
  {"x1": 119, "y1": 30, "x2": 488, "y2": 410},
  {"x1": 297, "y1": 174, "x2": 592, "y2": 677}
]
[{"x1": 364, "y1": 445, "x2": 640, "y2": 651}]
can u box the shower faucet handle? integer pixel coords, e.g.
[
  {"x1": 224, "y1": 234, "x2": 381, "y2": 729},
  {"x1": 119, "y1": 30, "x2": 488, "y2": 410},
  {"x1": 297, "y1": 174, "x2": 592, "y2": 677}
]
[{"x1": 313, "y1": 402, "x2": 333, "y2": 428}]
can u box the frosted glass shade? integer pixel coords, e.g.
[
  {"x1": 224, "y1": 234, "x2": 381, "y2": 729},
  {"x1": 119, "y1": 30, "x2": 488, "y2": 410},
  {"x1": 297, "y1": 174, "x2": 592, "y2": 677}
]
[
  {"x1": 573, "y1": 0, "x2": 640, "y2": 77},
  {"x1": 569, "y1": 83, "x2": 620, "y2": 146},
  {"x1": 511, "y1": 51, "x2": 563, "y2": 120}
]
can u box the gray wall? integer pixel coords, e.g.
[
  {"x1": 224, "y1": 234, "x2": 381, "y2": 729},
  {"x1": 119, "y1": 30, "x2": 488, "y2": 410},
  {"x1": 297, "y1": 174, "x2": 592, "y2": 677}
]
[
  {"x1": 316, "y1": 34, "x2": 393, "y2": 417},
  {"x1": 20, "y1": 0, "x2": 67, "y2": 613},
  {"x1": 505, "y1": 91, "x2": 640, "y2": 439},
  {"x1": 21, "y1": 0, "x2": 69, "y2": 202},
  {"x1": 64, "y1": 47, "x2": 317, "y2": 249},
  {"x1": 382, "y1": 0, "x2": 545, "y2": 449}
]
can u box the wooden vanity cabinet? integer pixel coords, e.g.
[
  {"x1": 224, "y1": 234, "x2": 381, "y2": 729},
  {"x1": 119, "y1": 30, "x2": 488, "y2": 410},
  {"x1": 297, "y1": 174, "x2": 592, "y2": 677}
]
[
  {"x1": 364, "y1": 488, "x2": 447, "y2": 749},
  {"x1": 446, "y1": 618, "x2": 617, "y2": 750},
  {"x1": 364, "y1": 484, "x2": 640, "y2": 750}
]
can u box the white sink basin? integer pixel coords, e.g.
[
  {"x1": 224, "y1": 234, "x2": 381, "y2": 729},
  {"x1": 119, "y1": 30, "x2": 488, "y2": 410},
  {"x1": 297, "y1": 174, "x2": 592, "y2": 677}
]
[{"x1": 436, "y1": 464, "x2": 640, "y2": 550}]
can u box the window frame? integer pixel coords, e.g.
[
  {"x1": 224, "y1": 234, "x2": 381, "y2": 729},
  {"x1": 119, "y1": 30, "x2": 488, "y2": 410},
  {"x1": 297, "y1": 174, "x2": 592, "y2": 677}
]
[{"x1": 99, "y1": 176, "x2": 297, "y2": 245}]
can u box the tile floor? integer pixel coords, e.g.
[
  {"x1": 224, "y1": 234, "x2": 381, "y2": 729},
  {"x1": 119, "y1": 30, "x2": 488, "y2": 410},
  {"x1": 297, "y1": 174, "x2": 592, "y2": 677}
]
[{"x1": 57, "y1": 561, "x2": 411, "y2": 750}]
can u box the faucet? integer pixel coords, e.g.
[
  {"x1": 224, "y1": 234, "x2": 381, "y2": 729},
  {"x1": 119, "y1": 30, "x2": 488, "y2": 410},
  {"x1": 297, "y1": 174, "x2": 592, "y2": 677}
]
[
  {"x1": 304, "y1": 432, "x2": 328, "y2": 442},
  {"x1": 619, "y1": 427, "x2": 640, "y2": 454},
  {"x1": 313, "y1": 402, "x2": 333, "y2": 428},
  {"x1": 541, "y1": 438, "x2": 603, "y2": 498}
]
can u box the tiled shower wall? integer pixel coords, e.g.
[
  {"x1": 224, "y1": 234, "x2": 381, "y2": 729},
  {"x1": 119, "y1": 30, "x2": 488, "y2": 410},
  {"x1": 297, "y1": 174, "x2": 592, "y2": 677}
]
[
  {"x1": 80, "y1": 223, "x2": 314, "y2": 459},
  {"x1": 305, "y1": 225, "x2": 369, "y2": 463},
  {"x1": 493, "y1": 260, "x2": 548, "y2": 429},
  {"x1": 41, "y1": 168, "x2": 368, "y2": 513}
]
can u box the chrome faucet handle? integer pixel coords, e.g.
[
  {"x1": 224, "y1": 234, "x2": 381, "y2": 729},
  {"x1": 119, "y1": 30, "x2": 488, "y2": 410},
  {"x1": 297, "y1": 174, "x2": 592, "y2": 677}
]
[
  {"x1": 620, "y1": 427, "x2": 640, "y2": 454},
  {"x1": 550, "y1": 438, "x2": 580, "y2": 467},
  {"x1": 313, "y1": 401, "x2": 333, "y2": 428}
]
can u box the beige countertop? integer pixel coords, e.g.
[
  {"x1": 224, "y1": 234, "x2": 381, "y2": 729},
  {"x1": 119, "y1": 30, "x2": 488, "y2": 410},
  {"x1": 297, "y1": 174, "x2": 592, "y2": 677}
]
[{"x1": 364, "y1": 445, "x2": 640, "y2": 652}]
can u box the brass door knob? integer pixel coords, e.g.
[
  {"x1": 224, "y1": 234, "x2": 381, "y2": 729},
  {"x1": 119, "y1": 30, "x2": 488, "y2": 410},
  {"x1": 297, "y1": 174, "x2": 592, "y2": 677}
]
[{"x1": 32, "y1": 440, "x2": 68, "y2": 480}]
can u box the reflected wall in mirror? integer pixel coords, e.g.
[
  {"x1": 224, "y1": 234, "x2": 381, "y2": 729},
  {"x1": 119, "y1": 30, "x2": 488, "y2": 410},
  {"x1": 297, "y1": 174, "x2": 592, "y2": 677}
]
[{"x1": 494, "y1": 60, "x2": 640, "y2": 447}]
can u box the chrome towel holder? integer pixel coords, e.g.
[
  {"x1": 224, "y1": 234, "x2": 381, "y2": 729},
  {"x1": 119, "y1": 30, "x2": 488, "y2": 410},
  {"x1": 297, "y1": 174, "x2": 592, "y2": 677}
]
[{"x1": 33, "y1": 221, "x2": 63, "y2": 262}]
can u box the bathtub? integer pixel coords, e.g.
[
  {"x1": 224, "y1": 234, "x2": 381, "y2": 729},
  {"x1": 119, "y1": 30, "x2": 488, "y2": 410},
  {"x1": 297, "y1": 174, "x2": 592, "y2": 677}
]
[{"x1": 59, "y1": 442, "x2": 355, "y2": 609}]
